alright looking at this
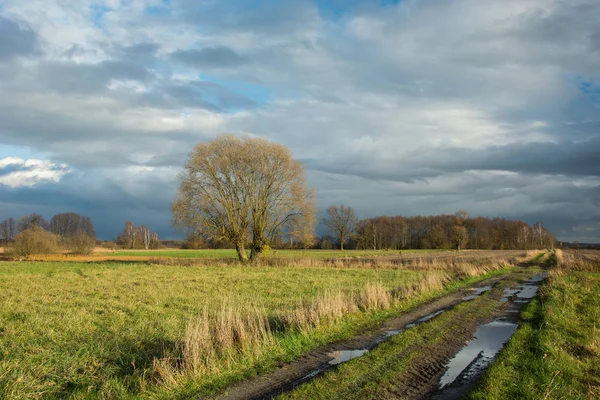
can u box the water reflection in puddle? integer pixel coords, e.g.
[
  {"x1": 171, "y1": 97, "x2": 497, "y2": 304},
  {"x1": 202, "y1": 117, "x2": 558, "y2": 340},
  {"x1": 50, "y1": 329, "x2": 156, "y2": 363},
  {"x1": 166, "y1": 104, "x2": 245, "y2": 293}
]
[
  {"x1": 518, "y1": 285, "x2": 538, "y2": 298},
  {"x1": 406, "y1": 310, "x2": 446, "y2": 328},
  {"x1": 435, "y1": 271, "x2": 548, "y2": 399},
  {"x1": 462, "y1": 286, "x2": 493, "y2": 301},
  {"x1": 500, "y1": 288, "x2": 520, "y2": 302},
  {"x1": 500, "y1": 274, "x2": 545, "y2": 302},
  {"x1": 385, "y1": 329, "x2": 403, "y2": 337},
  {"x1": 327, "y1": 349, "x2": 368, "y2": 366},
  {"x1": 438, "y1": 320, "x2": 518, "y2": 388},
  {"x1": 293, "y1": 272, "x2": 546, "y2": 400},
  {"x1": 528, "y1": 271, "x2": 548, "y2": 282}
]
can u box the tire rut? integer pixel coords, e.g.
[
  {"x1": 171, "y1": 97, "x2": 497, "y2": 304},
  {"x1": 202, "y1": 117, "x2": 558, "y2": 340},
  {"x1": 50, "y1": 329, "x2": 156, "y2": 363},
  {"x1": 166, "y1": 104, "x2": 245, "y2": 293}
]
[{"x1": 213, "y1": 273, "x2": 522, "y2": 400}]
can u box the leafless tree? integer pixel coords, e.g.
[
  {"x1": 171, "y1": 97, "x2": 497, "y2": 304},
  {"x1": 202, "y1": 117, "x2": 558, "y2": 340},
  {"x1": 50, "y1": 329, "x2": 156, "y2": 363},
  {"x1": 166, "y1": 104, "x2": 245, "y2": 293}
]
[
  {"x1": 322, "y1": 205, "x2": 358, "y2": 251},
  {"x1": 452, "y1": 225, "x2": 468, "y2": 250},
  {"x1": 120, "y1": 221, "x2": 137, "y2": 249},
  {"x1": 17, "y1": 214, "x2": 49, "y2": 232},
  {"x1": 452, "y1": 210, "x2": 469, "y2": 250},
  {"x1": 0, "y1": 218, "x2": 15, "y2": 242},
  {"x1": 172, "y1": 135, "x2": 316, "y2": 263},
  {"x1": 138, "y1": 225, "x2": 151, "y2": 250},
  {"x1": 455, "y1": 210, "x2": 469, "y2": 225},
  {"x1": 8, "y1": 217, "x2": 15, "y2": 241},
  {"x1": 50, "y1": 212, "x2": 96, "y2": 238},
  {"x1": 534, "y1": 221, "x2": 545, "y2": 248},
  {"x1": 117, "y1": 221, "x2": 160, "y2": 249}
]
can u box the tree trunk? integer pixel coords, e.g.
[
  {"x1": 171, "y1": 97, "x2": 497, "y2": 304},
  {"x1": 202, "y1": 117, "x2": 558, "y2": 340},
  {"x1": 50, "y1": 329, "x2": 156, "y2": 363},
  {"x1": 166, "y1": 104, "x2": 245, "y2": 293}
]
[
  {"x1": 250, "y1": 245, "x2": 263, "y2": 262},
  {"x1": 236, "y1": 243, "x2": 248, "y2": 263}
]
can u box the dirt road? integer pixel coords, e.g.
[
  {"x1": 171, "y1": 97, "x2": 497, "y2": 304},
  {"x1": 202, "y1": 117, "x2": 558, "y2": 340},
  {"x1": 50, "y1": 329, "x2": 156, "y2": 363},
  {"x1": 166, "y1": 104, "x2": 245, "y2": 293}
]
[{"x1": 214, "y1": 268, "x2": 545, "y2": 399}]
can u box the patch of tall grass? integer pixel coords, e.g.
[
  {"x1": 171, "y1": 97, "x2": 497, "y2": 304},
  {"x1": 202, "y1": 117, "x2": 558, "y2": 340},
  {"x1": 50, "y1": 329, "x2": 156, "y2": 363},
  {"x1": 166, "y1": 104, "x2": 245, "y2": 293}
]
[
  {"x1": 154, "y1": 263, "x2": 498, "y2": 383},
  {"x1": 555, "y1": 249, "x2": 600, "y2": 272}
]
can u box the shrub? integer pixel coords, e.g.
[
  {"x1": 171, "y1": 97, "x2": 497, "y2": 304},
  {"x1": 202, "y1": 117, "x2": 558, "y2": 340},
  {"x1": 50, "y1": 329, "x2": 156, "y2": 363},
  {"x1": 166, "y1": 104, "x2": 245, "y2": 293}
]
[
  {"x1": 321, "y1": 239, "x2": 332, "y2": 250},
  {"x1": 101, "y1": 241, "x2": 119, "y2": 250},
  {"x1": 65, "y1": 233, "x2": 96, "y2": 255},
  {"x1": 8, "y1": 227, "x2": 60, "y2": 258}
]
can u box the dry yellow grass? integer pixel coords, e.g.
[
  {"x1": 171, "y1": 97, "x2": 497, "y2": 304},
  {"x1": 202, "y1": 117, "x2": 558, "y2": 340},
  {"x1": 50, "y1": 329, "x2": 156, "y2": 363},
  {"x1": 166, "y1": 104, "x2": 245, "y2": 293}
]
[
  {"x1": 558, "y1": 249, "x2": 600, "y2": 272},
  {"x1": 158, "y1": 266, "x2": 478, "y2": 380}
]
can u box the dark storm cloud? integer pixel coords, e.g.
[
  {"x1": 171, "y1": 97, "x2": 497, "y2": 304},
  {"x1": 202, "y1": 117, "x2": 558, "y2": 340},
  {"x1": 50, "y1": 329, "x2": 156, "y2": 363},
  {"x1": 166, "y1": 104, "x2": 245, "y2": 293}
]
[
  {"x1": 0, "y1": 16, "x2": 38, "y2": 61},
  {"x1": 417, "y1": 137, "x2": 600, "y2": 177},
  {"x1": 0, "y1": 169, "x2": 178, "y2": 239},
  {"x1": 305, "y1": 136, "x2": 600, "y2": 184},
  {"x1": 171, "y1": 46, "x2": 248, "y2": 69}
]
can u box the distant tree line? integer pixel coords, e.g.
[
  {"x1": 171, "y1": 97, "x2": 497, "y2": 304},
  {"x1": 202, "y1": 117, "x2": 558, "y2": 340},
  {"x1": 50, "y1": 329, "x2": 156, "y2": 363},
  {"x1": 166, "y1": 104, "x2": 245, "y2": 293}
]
[
  {"x1": 1, "y1": 213, "x2": 165, "y2": 257},
  {"x1": 317, "y1": 208, "x2": 555, "y2": 250},
  {"x1": 1, "y1": 208, "x2": 554, "y2": 255},
  {"x1": 1, "y1": 212, "x2": 98, "y2": 257},
  {"x1": 116, "y1": 221, "x2": 161, "y2": 250},
  {"x1": 1, "y1": 213, "x2": 96, "y2": 243}
]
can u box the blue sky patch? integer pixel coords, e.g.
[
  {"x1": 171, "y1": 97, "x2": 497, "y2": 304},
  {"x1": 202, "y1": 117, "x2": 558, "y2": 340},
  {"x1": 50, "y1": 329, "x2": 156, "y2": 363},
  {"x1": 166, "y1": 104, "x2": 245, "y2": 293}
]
[{"x1": 90, "y1": 3, "x2": 111, "y2": 28}]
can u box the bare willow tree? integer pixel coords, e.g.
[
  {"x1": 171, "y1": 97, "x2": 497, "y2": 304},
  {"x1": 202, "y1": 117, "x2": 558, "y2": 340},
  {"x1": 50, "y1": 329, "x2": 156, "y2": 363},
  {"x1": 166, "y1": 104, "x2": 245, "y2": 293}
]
[
  {"x1": 172, "y1": 135, "x2": 316, "y2": 263},
  {"x1": 0, "y1": 218, "x2": 16, "y2": 242},
  {"x1": 453, "y1": 210, "x2": 469, "y2": 250},
  {"x1": 323, "y1": 205, "x2": 358, "y2": 250}
]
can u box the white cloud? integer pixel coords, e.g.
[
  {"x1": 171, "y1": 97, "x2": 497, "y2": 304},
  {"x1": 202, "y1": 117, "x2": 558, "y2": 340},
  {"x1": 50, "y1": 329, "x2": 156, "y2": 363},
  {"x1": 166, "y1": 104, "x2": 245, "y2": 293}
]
[{"x1": 0, "y1": 157, "x2": 69, "y2": 188}]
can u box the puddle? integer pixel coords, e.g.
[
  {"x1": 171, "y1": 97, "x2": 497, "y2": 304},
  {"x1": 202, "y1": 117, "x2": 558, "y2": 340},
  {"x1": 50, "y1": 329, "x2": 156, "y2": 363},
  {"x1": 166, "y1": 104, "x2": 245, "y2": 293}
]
[
  {"x1": 269, "y1": 273, "x2": 547, "y2": 400},
  {"x1": 500, "y1": 288, "x2": 520, "y2": 302},
  {"x1": 327, "y1": 349, "x2": 368, "y2": 366},
  {"x1": 434, "y1": 271, "x2": 548, "y2": 399},
  {"x1": 384, "y1": 329, "x2": 403, "y2": 337},
  {"x1": 500, "y1": 274, "x2": 545, "y2": 302},
  {"x1": 462, "y1": 286, "x2": 492, "y2": 301},
  {"x1": 438, "y1": 320, "x2": 518, "y2": 388},
  {"x1": 516, "y1": 285, "x2": 538, "y2": 299},
  {"x1": 406, "y1": 309, "x2": 446, "y2": 328},
  {"x1": 527, "y1": 271, "x2": 548, "y2": 282}
]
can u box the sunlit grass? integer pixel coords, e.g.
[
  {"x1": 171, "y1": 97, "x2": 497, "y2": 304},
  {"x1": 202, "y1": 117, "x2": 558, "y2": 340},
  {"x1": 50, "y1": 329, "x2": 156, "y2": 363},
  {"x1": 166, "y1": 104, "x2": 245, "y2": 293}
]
[
  {"x1": 108, "y1": 248, "x2": 441, "y2": 259},
  {"x1": 0, "y1": 257, "x2": 514, "y2": 399}
]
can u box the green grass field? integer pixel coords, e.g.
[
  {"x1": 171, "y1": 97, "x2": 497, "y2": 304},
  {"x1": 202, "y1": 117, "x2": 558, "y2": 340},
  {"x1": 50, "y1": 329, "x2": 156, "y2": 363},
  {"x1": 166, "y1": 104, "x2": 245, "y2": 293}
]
[
  {"x1": 0, "y1": 259, "x2": 502, "y2": 399},
  {"x1": 109, "y1": 248, "x2": 440, "y2": 259}
]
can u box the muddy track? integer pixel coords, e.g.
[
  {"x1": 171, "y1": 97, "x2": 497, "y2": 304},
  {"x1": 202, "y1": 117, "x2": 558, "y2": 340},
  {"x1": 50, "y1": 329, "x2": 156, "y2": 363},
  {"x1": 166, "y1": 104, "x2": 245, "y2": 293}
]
[
  {"x1": 213, "y1": 270, "x2": 535, "y2": 400},
  {"x1": 380, "y1": 319, "x2": 488, "y2": 400},
  {"x1": 372, "y1": 283, "x2": 515, "y2": 400}
]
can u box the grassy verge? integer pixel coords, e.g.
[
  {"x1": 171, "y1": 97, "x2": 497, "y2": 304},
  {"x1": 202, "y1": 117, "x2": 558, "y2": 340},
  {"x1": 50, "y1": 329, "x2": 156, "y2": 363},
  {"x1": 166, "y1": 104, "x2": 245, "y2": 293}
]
[
  {"x1": 0, "y1": 261, "x2": 512, "y2": 399},
  {"x1": 467, "y1": 268, "x2": 600, "y2": 399}
]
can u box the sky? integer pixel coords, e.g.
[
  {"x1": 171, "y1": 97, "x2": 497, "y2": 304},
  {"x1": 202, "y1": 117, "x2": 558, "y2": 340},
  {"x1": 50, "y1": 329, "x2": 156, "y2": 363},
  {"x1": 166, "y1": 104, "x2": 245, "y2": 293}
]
[{"x1": 0, "y1": 0, "x2": 599, "y2": 242}]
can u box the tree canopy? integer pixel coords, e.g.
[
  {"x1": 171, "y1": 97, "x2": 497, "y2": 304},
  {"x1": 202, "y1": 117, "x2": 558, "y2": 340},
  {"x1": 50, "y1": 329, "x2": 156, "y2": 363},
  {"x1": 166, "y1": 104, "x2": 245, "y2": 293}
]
[{"x1": 172, "y1": 135, "x2": 316, "y2": 262}]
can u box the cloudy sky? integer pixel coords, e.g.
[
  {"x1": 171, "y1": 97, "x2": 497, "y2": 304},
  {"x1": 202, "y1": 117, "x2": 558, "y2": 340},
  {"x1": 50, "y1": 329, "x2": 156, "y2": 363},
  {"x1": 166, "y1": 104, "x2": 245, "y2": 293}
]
[{"x1": 0, "y1": 0, "x2": 599, "y2": 241}]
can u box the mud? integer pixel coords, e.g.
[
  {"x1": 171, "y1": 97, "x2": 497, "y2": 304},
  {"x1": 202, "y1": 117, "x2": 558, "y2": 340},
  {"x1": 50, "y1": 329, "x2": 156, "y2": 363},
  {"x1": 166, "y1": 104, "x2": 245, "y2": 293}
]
[
  {"x1": 216, "y1": 269, "x2": 547, "y2": 400},
  {"x1": 431, "y1": 270, "x2": 548, "y2": 400},
  {"x1": 214, "y1": 275, "x2": 510, "y2": 400}
]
